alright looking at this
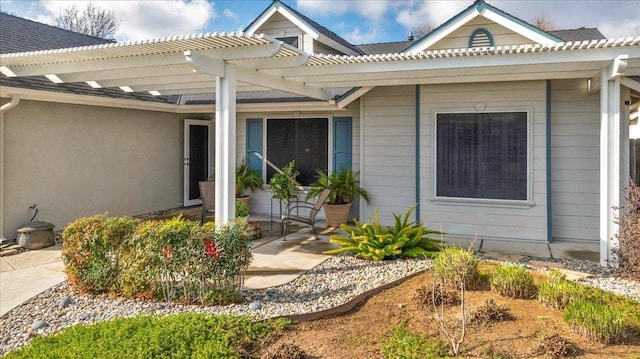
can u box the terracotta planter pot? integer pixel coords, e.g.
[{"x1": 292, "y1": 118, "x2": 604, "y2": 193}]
[
  {"x1": 236, "y1": 196, "x2": 251, "y2": 212},
  {"x1": 323, "y1": 203, "x2": 352, "y2": 228}
]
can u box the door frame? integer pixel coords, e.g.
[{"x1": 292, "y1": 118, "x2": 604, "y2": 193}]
[{"x1": 183, "y1": 119, "x2": 213, "y2": 207}]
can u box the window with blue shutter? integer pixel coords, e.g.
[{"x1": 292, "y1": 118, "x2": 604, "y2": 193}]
[
  {"x1": 246, "y1": 119, "x2": 263, "y2": 177},
  {"x1": 333, "y1": 117, "x2": 352, "y2": 174}
]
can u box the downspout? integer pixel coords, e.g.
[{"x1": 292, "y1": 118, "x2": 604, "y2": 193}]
[
  {"x1": 546, "y1": 81, "x2": 553, "y2": 242},
  {"x1": 0, "y1": 95, "x2": 21, "y2": 242},
  {"x1": 415, "y1": 85, "x2": 421, "y2": 221}
]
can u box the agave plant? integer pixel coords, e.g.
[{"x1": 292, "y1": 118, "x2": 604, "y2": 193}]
[{"x1": 326, "y1": 205, "x2": 442, "y2": 261}]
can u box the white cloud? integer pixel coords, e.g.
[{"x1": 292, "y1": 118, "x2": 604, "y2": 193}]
[
  {"x1": 38, "y1": 0, "x2": 217, "y2": 41},
  {"x1": 344, "y1": 25, "x2": 380, "y2": 44},
  {"x1": 396, "y1": 1, "x2": 467, "y2": 30},
  {"x1": 223, "y1": 8, "x2": 239, "y2": 22},
  {"x1": 296, "y1": 0, "x2": 389, "y2": 21}
]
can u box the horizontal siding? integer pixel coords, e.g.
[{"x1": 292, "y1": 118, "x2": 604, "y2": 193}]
[
  {"x1": 551, "y1": 79, "x2": 599, "y2": 241},
  {"x1": 361, "y1": 86, "x2": 416, "y2": 224},
  {"x1": 430, "y1": 17, "x2": 534, "y2": 50},
  {"x1": 420, "y1": 81, "x2": 548, "y2": 241}
]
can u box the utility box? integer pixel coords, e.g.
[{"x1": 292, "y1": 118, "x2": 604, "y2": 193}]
[{"x1": 17, "y1": 221, "x2": 55, "y2": 250}]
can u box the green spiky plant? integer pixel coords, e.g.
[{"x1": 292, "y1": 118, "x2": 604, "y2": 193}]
[
  {"x1": 325, "y1": 205, "x2": 441, "y2": 261},
  {"x1": 306, "y1": 168, "x2": 370, "y2": 205}
]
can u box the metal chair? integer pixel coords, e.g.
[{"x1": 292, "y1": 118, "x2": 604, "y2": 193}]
[
  {"x1": 281, "y1": 188, "x2": 330, "y2": 240},
  {"x1": 199, "y1": 181, "x2": 215, "y2": 224}
]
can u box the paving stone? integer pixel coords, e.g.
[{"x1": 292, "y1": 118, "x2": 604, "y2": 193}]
[
  {"x1": 556, "y1": 268, "x2": 593, "y2": 281},
  {"x1": 483, "y1": 252, "x2": 524, "y2": 262},
  {"x1": 528, "y1": 260, "x2": 566, "y2": 270}
]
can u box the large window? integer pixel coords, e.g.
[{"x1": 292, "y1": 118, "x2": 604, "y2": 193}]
[
  {"x1": 267, "y1": 118, "x2": 328, "y2": 186},
  {"x1": 436, "y1": 112, "x2": 528, "y2": 201}
]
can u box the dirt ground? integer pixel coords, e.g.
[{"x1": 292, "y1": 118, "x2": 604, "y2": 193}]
[{"x1": 266, "y1": 271, "x2": 640, "y2": 359}]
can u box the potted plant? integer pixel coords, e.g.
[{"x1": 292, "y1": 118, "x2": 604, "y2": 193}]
[
  {"x1": 306, "y1": 167, "x2": 370, "y2": 228},
  {"x1": 269, "y1": 160, "x2": 300, "y2": 201},
  {"x1": 235, "y1": 159, "x2": 263, "y2": 210}
]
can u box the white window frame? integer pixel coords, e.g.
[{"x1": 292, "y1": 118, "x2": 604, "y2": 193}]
[
  {"x1": 431, "y1": 109, "x2": 534, "y2": 207},
  {"x1": 262, "y1": 115, "x2": 334, "y2": 187}
]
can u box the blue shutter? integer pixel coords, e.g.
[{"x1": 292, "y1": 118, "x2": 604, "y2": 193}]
[
  {"x1": 333, "y1": 117, "x2": 352, "y2": 174},
  {"x1": 246, "y1": 119, "x2": 263, "y2": 177}
]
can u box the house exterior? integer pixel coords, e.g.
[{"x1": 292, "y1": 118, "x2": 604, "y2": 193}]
[{"x1": 1, "y1": 0, "x2": 639, "y2": 265}]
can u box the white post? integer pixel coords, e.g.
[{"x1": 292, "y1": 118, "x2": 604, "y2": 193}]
[
  {"x1": 214, "y1": 63, "x2": 237, "y2": 224},
  {"x1": 600, "y1": 67, "x2": 622, "y2": 267},
  {"x1": 600, "y1": 68, "x2": 609, "y2": 266}
]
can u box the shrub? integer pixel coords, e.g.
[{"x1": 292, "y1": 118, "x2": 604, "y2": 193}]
[
  {"x1": 613, "y1": 180, "x2": 640, "y2": 281},
  {"x1": 490, "y1": 263, "x2": 536, "y2": 299},
  {"x1": 261, "y1": 342, "x2": 307, "y2": 359},
  {"x1": 414, "y1": 284, "x2": 458, "y2": 308},
  {"x1": 563, "y1": 299, "x2": 626, "y2": 344},
  {"x1": 327, "y1": 206, "x2": 441, "y2": 261},
  {"x1": 538, "y1": 270, "x2": 587, "y2": 310},
  {"x1": 4, "y1": 314, "x2": 289, "y2": 359},
  {"x1": 62, "y1": 214, "x2": 138, "y2": 294},
  {"x1": 470, "y1": 298, "x2": 513, "y2": 326},
  {"x1": 536, "y1": 334, "x2": 578, "y2": 359},
  {"x1": 381, "y1": 326, "x2": 449, "y2": 359},
  {"x1": 63, "y1": 214, "x2": 251, "y2": 305},
  {"x1": 432, "y1": 246, "x2": 479, "y2": 290}
]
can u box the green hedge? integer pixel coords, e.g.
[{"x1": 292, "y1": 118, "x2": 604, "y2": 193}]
[{"x1": 62, "y1": 215, "x2": 252, "y2": 305}]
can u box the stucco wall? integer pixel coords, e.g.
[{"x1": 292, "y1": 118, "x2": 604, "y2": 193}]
[{"x1": 2, "y1": 100, "x2": 191, "y2": 239}]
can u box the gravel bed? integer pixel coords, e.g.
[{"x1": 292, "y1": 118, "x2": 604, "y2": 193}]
[
  {"x1": 2, "y1": 253, "x2": 639, "y2": 355},
  {"x1": 0, "y1": 255, "x2": 431, "y2": 355}
]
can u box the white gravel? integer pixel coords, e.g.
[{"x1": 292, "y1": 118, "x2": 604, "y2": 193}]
[{"x1": 1, "y1": 253, "x2": 638, "y2": 356}]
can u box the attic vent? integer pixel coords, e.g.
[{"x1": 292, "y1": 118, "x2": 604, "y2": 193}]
[{"x1": 468, "y1": 28, "x2": 493, "y2": 48}]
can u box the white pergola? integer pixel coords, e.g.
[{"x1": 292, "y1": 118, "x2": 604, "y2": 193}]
[{"x1": 1, "y1": 33, "x2": 640, "y2": 265}]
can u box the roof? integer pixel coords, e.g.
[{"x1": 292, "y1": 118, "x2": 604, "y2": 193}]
[
  {"x1": 357, "y1": 41, "x2": 415, "y2": 55},
  {"x1": 548, "y1": 28, "x2": 606, "y2": 42},
  {"x1": 244, "y1": 0, "x2": 366, "y2": 56},
  {"x1": 405, "y1": 0, "x2": 562, "y2": 52},
  {"x1": 0, "y1": 12, "x2": 113, "y2": 54}
]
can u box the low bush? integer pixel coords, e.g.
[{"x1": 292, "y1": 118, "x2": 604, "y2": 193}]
[
  {"x1": 613, "y1": 180, "x2": 640, "y2": 281},
  {"x1": 63, "y1": 215, "x2": 252, "y2": 305},
  {"x1": 327, "y1": 206, "x2": 441, "y2": 261},
  {"x1": 470, "y1": 298, "x2": 513, "y2": 326},
  {"x1": 4, "y1": 314, "x2": 290, "y2": 359},
  {"x1": 381, "y1": 326, "x2": 450, "y2": 359},
  {"x1": 414, "y1": 284, "x2": 458, "y2": 308},
  {"x1": 538, "y1": 270, "x2": 587, "y2": 310},
  {"x1": 563, "y1": 299, "x2": 626, "y2": 344},
  {"x1": 261, "y1": 342, "x2": 307, "y2": 359},
  {"x1": 490, "y1": 263, "x2": 536, "y2": 299},
  {"x1": 432, "y1": 246, "x2": 480, "y2": 290},
  {"x1": 61, "y1": 214, "x2": 138, "y2": 294},
  {"x1": 536, "y1": 334, "x2": 578, "y2": 359}
]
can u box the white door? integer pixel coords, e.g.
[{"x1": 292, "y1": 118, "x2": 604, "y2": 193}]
[{"x1": 183, "y1": 119, "x2": 213, "y2": 206}]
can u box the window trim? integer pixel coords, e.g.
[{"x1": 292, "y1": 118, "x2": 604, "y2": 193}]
[
  {"x1": 431, "y1": 109, "x2": 533, "y2": 206},
  {"x1": 262, "y1": 115, "x2": 334, "y2": 187},
  {"x1": 275, "y1": 35, "x2": 302, "y2": 49}
]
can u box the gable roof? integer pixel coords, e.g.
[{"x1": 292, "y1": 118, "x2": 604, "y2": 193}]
[
  {"x1": 548, "y1": 28, "x2": 606, "y2": 42},
  {"x1": 0, "y1": 12, "x2": 114, "y2": 54},
  {"x1": 404, "y1": 0, "x2": 562, "y2": 53},
  {"x1": 244, "y1": 0, "x2": 365, "y2": 55},
  {"x1": 357, "y1": 40, "x2": 415, "y2": 55}
]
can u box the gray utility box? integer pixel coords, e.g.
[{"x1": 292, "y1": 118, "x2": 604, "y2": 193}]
[{"x1": 17, "y1": 221, "x2": 55, "y2": 250}]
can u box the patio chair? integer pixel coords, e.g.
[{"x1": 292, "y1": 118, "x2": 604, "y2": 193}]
[
  {"x1": 281, "y1": 188, "x2": 330, "y2": 240},
  {"x1": 199, "y1": 181, "x2": 215, "y2": 224}
]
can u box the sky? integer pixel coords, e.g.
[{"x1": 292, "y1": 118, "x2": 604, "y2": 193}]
[{"x1": 0, "y1": 0, "x2": 639, "y2": 45}]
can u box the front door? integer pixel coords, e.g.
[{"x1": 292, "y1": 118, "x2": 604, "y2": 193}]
[{"x1": 183, "y1": 119, "x2": 213, "y2": 206}]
